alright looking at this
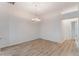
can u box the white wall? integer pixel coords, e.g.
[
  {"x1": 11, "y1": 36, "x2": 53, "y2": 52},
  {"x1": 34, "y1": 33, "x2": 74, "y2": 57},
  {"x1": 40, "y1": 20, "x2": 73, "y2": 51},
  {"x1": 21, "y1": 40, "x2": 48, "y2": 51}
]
[
  {"x1": 40, "y1": 13, "x2": 63, "y2": 43},
  {"x1": 8, "y1": 14, "x2": 39, "y2": 47},
  {"x1": 40, "y1": 5, "x2": 79, "y2": 43},
  {"x1": 0, "y1": 3, "x2": 39, "y2": 48},
  {"x1": 0, "y1": 12, "x2": 10, "y2": 48}
]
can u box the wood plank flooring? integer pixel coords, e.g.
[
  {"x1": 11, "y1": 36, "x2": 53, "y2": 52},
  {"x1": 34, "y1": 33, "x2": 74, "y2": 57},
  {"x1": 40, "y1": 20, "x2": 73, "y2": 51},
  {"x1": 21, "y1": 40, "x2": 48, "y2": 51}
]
[{"x1": 0, "y1": 39, "x2": 79, "y2": 56}]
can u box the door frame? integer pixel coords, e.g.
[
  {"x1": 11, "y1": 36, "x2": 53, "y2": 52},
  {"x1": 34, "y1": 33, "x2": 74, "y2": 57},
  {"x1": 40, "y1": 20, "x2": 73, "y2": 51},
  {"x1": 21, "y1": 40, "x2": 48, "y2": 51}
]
[{"x1": 62, "y1": 18, "x2": 79, "y2": 47}]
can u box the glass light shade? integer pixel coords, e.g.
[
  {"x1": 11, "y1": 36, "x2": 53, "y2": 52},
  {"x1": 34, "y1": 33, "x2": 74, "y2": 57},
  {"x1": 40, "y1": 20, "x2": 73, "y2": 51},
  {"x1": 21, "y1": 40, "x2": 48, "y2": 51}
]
[{"x1": 32, "y1": 18, "x2": 40, "y2": 22}]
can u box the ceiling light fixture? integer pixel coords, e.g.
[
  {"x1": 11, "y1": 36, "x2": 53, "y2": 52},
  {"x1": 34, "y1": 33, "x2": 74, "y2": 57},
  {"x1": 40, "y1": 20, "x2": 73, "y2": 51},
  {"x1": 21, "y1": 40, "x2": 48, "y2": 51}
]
[
  {"x1": 32, "y1": 2, "x2": 41, "y2": 22},
  {"x1": 32, "y1": 18, "x2": 40, "y2": 22}
]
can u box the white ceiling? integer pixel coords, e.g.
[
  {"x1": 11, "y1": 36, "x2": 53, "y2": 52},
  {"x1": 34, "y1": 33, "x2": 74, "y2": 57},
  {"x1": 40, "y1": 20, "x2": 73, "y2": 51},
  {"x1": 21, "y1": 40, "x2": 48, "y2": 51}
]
[
  {"x1": 0, "y1": 2, "x2": 78, "y2": 20},
  {"x1": 14, "y1": 2, "x2": 78, "y2": 15}
]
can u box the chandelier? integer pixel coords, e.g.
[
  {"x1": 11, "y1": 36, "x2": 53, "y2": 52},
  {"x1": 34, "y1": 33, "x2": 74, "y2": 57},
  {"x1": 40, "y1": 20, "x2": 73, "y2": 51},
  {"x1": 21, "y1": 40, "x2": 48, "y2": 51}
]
[
  {"x1": 32, "y1": 2, "x2": 41, "y2": 22},
  {"x1": 32, "y1": 18, "x2": 40, "y2": 22}
]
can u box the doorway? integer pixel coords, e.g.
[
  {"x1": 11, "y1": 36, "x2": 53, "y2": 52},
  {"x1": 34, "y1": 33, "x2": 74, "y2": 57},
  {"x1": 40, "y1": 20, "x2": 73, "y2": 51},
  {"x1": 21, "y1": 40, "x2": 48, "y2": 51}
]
[{"x1": 62, "y1": 18, "x2": 79, "y2": 47}]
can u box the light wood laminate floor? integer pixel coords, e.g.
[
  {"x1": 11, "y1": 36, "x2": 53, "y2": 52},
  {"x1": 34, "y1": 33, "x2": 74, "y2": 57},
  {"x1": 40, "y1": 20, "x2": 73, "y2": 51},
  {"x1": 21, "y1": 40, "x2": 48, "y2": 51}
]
[{"x1": 0, "y1": 39, "x2": 79, "y2": 56}]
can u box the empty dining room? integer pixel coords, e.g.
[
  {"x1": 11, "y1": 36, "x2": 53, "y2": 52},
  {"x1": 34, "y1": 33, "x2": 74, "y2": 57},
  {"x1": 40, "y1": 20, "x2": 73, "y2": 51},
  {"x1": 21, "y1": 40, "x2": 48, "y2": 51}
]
[{"x1": 0, "y1": 2, "x2": 79, "y2": 56}]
